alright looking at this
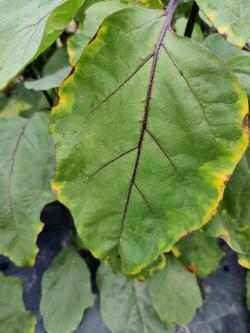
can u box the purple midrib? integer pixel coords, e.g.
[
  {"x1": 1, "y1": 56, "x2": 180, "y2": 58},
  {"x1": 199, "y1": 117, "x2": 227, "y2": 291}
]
[{"x1": 120, "y1": 0, "x2": 179, "y2": 234}]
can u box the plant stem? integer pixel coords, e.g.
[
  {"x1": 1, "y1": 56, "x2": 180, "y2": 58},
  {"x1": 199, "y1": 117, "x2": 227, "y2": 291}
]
[{"x1": 184, "y1": 1, "x2": 199, "y2": 38}]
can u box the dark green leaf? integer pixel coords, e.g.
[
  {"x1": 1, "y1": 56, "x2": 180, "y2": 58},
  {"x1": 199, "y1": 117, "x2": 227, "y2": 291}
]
[
  {"x1": 40, "y1": 246, "x2": 95, "y2": 333},
  {"x1": 174, "y1": 231, "x2": 224, "y2": 278},
  {"x1": 97, "y1": 265, "x2": 175, "y2": 333},
  {"x1": 0, "y1": 273, "x2": 35, "y2": 333},
  {"x1": 148, "y1": 256, "x2": 202, "y2": 325}
]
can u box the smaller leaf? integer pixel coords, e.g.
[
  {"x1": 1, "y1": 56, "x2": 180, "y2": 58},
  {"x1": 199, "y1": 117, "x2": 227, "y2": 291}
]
[
  {"x1": 40, "y1": 246, "x2": 95, "y2": 333},
  {"x1": 205, "y1": 147, "x2": 250, "y2": 268},
  {"x1": 0, "y1": 85, "x2": 48, "y2": 118},
  {"x1": 97, "y1": 265, "x2": 175, "y2": 333},
  {"x1": 25, "y1": 48, "x2": 72, "y2": 91},
  {"x1": 174, "y1": 231, "x2": 224, "y2": 278},
  {"x1": 203, "y1": 33, "x2": 249, "y2": 61},
  {"x1": 0, "y1": 273, "x2": 35, "y2": 333},
  {"x1": 148, "y1": 256, "x2": 202, "y2": 326}
]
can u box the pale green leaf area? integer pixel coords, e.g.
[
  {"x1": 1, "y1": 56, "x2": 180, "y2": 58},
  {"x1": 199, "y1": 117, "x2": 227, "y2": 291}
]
[
  {"x1": 40, "y1": 246, "x2": 95, "y2": 333},
  {"x1": 51, "y1": 7, "x2": 248, "y2": 274},
  {"x1": 148, "y1": 257, "x2": 202, "y2": 326},
  {"x1": 0, "y1": 273, "x2": 35, "y2": 333},
  {"x1": 175, "y1": 17, "x2": 204, "y2": 41},
  {"x1": 196, "y1": 0, "x2": 250, "y2": 48},
  {"x1": 0, "y1": 85, "x2": 49, "y2": 118},
  {"x1": 205, "y1": 146, "x2": 250, "y2": 268},
  {"x1": 175, "y1": 230, "x2": 224, "y2": 278},
  {"x1": 226, "y1": 56, "x2": 250, "y2": 98},
  {"x1": 203, "y1": 34, "x2": 250, "y2": 98},
  {"x1": 0, "y1": 112, "x2": 55, "y2": 265},
  {"x1": 0, "y1": 0, "x2": 84, "y2": 90},
  {"x1": 97, "y1": 265, "x2": 175, "y2": 333},
  {"x1": 203, "y1": 34, "x2": 249, "y2": 61},
  {"x1": 25, "y1": 47, "x2": 72, "y2": 91}
]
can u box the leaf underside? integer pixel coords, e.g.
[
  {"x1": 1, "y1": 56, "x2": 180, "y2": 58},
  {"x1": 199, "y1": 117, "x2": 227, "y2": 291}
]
[{"x1": 51, "y1": 7, "x2": 248, "y2": 274}]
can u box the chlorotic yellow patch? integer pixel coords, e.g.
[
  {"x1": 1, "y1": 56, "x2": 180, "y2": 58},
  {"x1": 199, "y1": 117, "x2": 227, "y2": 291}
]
[{"x1": 238, "y1": 256, "x2": 250, "y2": 269}]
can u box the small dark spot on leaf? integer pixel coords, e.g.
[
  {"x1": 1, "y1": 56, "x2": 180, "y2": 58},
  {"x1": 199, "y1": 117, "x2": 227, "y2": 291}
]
[
  {"x1": 222, "y1": 33, "x2": 228, "y2": 40},
  {"x1": 244, "y1": 42, "x2": 250, "y2": 51},
  {"x1": 242, "y1": 113, "x2": 248, "y2": 129}
]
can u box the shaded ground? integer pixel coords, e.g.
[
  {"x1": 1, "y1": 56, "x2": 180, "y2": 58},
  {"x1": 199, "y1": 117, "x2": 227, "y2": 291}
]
[{"x1": 0, "y1": 202, "x2": 249, "y2": 333}]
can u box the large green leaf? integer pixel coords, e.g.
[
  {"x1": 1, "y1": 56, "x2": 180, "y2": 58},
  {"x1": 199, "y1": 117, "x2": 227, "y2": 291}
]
[
  {"x1": 205, "y1": 146, "x2": 250, "y2": 268},
  {"x1": 97, "y1": 265, "x2": 175, "y2": 333},
  {"x1": 196, "y1": 0, "x2": 250, "y2": 48},
  {"x1": 148, "y1": 256, "x2": 202, "y2": 325},
  {"x1": 51, "y1": 6, "x2": 248, "y2": 274},
  {"x1": 0, "y1": 112, "x2": 55, "y2": 265},
  {"x1": 0, "y1": 273, "x2": 35, "y2": 333},
  {"x1": 0, "y1": 0, "x2": 84, "y2": 90},
  {"x1": 40, "y1": 246, "x2": 95, "y2": 333}
]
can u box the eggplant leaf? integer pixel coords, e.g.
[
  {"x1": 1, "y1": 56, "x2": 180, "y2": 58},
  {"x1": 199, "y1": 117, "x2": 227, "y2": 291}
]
[
  {"x1": 97, "y1": 265, "x2": 175, "y2": 333},
  {"x1": 51, "y1": 6, "x2": 248, "y2": 274},
  {"x1": 0, "y1": 273, "x2": 35, "y2": 333},
  {"x1": 0, "y1": 112, "x2": 55, "y2": 265},
  {"x1": 40, "y1": 246, "x2": 95, "y2": 333},
  {"x1": 148, "y1": 256, "x2": 202, "y2": 325},
  {"x1": 174, "y1": 231, "x2": 224, "y2": 278},
  {"x1": 196, "y1": 0, "x2": 250, "y2": 48},
  {"x1": 0, "y1": 0, "x2": 84, "y2": 89}
]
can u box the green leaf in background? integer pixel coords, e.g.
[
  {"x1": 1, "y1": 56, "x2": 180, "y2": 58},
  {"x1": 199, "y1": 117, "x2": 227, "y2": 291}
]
[
  {"x1": 0, "y1": 85, "x2": 48, "y2": 118},
  {"x1": 148, "y1": 256, "x2": 202, "y2": 325},
  {"x1": 25, "y1": 48, "x2": 72, "y2": 91},
  {"x1": 40, "y1": 246, "x2": 95, "y2": 333},
  {"x1": 203, "y1": 34, "x2": 249, "y2": 61},
  {"x1": 0, "y1": 0, "x2": 84, "y2": 90},
  {"x1": 196, "y1": 0, "x2": 250, "y2": 48},
  {"x1": 97, "y1": 265, "x2": 175, "y2": 333},
  {"x1": 226, "y1": 56, "x2": 250, "y2": 98},
  {"x1": 51, "y1": 6, "x2": 248, "y2": 274},
  {"x1": 0, "y1": 112, "x2": 55, "y2": 265},
  {"x1": 175, "y1": 17, "x2": 204, "y2": 41},
  {"x1": 203, "y1": 33, "x2": 250, "y2": 98},
  {"x1": 173, "y1": 231, "x2": 224, "y2": 278},
  {"x1": 205, "y1": 146, "x2": 250, "y2": 269},
  {"x1": 0, "y1": 273, "x2": 35, "y2": 333}
]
